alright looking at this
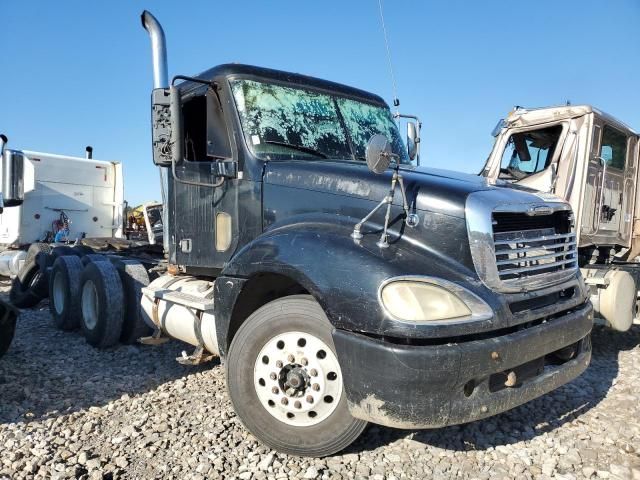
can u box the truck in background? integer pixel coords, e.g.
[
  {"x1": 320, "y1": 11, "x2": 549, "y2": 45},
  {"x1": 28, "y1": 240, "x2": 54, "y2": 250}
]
[
  {"x1": 482, "y1": 105, "x2": 639, "y2": 331},
  {"x1": 123, "y1": 201, "x2": 163, "y2": 245},
  {"x1": 0, "y1": 141, "x2": 124, "y2": 278}
]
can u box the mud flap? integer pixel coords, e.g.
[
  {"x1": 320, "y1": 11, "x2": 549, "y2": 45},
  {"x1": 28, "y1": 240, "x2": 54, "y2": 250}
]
[{"x1": 0, "y1": 300, "x2": 19, "y2": 359}]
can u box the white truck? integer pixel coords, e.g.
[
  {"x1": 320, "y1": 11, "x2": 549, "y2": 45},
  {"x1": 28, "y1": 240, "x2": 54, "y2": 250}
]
[
  {"x1": 482, "y1": 105, "x2": 639, "y2": 331},
  {"x1": 0, "y1": 139, "x2": 124, "y2": 277}
]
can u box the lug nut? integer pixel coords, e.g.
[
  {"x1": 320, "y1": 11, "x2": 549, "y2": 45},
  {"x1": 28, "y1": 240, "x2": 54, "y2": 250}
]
[
  {"x1": 271, "y1": 387, "x2": 279, "y2": 394},
  {"x1": 306, "y1": 395, "x2": 314, "y2": 404},
  {"x1": 312, "y1": 383, "x2": 320, "y2": 391},
  {"x1": 269, "y1": 372, "x2": 277, "y2": 380},
  {"x1": 275, "y1": 360, "x2": 283, "y2": 368},
  {"x1": 301, "y1": 357, "x2": 308, "y2": 366},
  {"x1": 287, "y1": 354, "x2": 295, "y2": 362},
  {"x1": 281, "y1": 398, "x2": 288, "y2": 406},
  {"x1": 309, "y1": 368, "x2": 318, "y2": 377},
  {"x1": 294, "y1": 401, "x2": 302, "y2": 409}
]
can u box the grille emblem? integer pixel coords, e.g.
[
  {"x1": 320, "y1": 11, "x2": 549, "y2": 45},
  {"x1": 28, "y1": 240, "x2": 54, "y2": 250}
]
[{"x1": 526, "y1": 205, "x2": 554, "y2": 216}]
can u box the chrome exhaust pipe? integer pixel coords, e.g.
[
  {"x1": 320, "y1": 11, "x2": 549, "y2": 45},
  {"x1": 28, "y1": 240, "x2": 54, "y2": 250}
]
[
  {"x1": 141, "y1": 10, "x2": 169, "y2": 89},
  {"x1": 0, "y1": 134, "x2": 7, "y2": 159},
  {"x1": 141, "y1": 11, "x2": 170, "y2": 255},
  {"x1": 85, "y1": 146, "x2": 93, "y2": 159}
]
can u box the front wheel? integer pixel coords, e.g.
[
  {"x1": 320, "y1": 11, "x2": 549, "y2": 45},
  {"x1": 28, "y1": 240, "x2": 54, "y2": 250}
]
[{"x1": 226, "y1": 295, "x2": 366, "y2": 457}]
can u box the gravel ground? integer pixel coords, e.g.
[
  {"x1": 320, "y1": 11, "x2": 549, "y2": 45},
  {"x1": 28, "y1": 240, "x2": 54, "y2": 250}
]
[{"x1": 1, "y1": 280, "x2": 640, "y2": 480}]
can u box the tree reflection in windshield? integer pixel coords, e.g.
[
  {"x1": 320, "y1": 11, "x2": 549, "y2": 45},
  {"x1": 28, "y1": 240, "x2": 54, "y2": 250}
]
[{"x1": 231, "y1": 79, "x2": 408, "y2": 164}]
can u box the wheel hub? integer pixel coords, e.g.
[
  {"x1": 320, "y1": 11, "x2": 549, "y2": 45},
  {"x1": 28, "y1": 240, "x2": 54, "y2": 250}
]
[
  {"x1": 253, "y1": 331, "x2": 343, "y2": 427},
  {"x1": 280, "y1": 365, "x2": 309, "y2": 395}
]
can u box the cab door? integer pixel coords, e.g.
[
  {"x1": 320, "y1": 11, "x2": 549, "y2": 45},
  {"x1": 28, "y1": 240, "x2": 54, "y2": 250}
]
[
  {"x1": 170, "y1": 88, "x2": 237, "y2": 270},
  {"x1": 582, "y1": 122, "x2": 635, "y2": 245}
]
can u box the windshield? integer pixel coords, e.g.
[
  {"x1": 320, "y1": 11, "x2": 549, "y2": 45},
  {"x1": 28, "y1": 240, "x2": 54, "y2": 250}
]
[
  {"x1": 231, "y1": 79, "x2": 409, "y2": 164},
  {"x1": 499, "y1": 126, "x2": 563, "y2": 180}
]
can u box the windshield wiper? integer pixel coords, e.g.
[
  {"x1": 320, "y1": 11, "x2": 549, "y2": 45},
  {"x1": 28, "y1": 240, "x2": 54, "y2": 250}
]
[{"x1": 264, "y1": 140, "x2": 328, "y2": 159}]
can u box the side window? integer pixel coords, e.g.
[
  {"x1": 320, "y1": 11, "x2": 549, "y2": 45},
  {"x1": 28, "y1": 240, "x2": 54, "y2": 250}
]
[
  {"x1": 600, "y1": 125, "x2": 627, "y2": 170},
  {"x1": 500, "y1": 125, "x2": 563, "y2": 179},
  {"x1": 206, "y1": 89, "x2": 231, "y2": 159},
  {"x1": 182, "y1": 95, "x2": 207, "y2": 161}
]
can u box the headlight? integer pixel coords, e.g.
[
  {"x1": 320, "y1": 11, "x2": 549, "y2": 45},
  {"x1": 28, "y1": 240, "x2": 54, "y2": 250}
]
[{"x1": 380, "y1": 279, "x2": 483, "y2": 323}]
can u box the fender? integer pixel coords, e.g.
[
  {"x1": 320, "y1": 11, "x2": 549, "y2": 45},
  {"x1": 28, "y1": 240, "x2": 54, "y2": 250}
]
[{"x1": 214, "y1": 214, "x2": 501, "y2": 354}]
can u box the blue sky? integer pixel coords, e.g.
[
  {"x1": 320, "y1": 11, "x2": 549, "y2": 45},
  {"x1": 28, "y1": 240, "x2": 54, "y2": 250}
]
[{"x1": 2, "y1": 1, "x2": 639, "y2": 205}]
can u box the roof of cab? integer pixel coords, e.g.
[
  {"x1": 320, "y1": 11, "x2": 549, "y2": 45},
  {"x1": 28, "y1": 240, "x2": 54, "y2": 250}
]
[
  {"x1": 504, "y1": 104, "x2": 636, "y2": 135},
  {"x1": 176, "y1": 63, "x2": 388, "y2": 107}
]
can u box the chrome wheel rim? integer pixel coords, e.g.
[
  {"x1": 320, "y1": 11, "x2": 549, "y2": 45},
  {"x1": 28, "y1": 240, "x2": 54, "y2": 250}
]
[
  {"x1": 52, "y1": 271, "x2": 65, "y2": 315},
  {"x1": 81, "y1": 280, "x2": 99, "y2": 330},
  {"x1": 253, "y1": 331, "x2": 343, "y2": 427}
]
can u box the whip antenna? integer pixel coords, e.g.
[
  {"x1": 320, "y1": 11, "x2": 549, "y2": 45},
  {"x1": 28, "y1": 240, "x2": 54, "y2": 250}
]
[{"x1": 378, "y1": 0, "x2": 400, "y2": 112}]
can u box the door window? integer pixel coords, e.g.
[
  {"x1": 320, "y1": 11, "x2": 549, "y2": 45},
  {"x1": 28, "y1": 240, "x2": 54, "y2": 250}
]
[{"x1": 600, "y1": 126, "x2": 627, "y2": 170}]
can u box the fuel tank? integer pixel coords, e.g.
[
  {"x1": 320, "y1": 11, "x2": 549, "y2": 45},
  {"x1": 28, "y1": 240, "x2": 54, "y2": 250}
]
[{"x1": 141, "y1": 275, "x2": 219, "y2": 355}]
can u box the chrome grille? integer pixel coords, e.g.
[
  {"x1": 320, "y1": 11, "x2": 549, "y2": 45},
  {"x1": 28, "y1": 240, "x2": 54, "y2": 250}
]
[{"x1": 493, "y1": 212, "x2": 577, "y2": 285}]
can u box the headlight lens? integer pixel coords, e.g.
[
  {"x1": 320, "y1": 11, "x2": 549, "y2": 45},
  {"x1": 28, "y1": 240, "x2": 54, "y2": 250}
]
[{"x1": 380, "y1": 281, "x2": 472, "y2": 322}]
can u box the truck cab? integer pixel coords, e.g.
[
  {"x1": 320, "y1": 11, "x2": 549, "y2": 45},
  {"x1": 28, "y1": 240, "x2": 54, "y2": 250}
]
[{"x1": 482, "y1": 105, "x2": 640, "y2": 331}]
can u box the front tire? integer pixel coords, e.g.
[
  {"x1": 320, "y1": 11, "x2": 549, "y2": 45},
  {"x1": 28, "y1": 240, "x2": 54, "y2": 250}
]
[{"x1": 226, "y1": 295, "x2": 366, "y2": 457}]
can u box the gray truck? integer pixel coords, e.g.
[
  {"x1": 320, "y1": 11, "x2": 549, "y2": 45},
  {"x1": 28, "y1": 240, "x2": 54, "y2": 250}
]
[{"x1": 1, "y1": 12, "x2": 593, "y2": 457}]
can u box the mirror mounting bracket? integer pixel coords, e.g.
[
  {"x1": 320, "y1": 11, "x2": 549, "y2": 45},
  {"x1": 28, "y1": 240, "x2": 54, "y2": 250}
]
[{"x1": 351, "y1": 163, "x2": 418, "y2": 247}]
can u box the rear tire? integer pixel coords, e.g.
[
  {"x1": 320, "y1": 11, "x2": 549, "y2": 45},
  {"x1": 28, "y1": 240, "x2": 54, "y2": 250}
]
[
  {"x1": 81, "y1": 254, "x2": 110, "y2": 266},
  {"x1": 80, "y1": 261, "x2": 124, "y2": 348},
  {"x1": 37, "y1": 245, "x2": 81, "y2": 271},
  {"x1": 226, "y1": 295, "x2": 367, "y2": 457},
  {"x1": 72, "y1": 245, "x2": 94, "y2": 256},
  {"x1": 0, "y1": 301, "x2": 18, "y2": 359},
  {"x1": 112, "y1": 259, "x2": 152, "y2": 344},
  {"x1": 9, "y1": 244, "x2": 51, "y2": 308},
  {"x1": 49, "y1": 255, "x2": 84, "y2": 331}
]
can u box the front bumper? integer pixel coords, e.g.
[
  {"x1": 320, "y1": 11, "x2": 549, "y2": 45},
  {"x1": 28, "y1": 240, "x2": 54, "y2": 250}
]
[{"x1": 333, "y1": 301, "x2": 592, "y2": 429}]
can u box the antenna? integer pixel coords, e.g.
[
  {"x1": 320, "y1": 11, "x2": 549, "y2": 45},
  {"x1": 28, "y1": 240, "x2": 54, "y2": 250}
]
[{"x1": 378, "y1": 0, "x2": 400, "y2": 113}]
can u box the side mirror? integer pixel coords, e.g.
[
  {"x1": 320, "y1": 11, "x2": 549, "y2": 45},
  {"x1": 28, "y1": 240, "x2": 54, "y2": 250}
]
[
  {"x1": 1, "y1": 149, "x2": 25, "y2": 208},
  {"x1": 365, "y1": 134, "x2": 394, "y2": 174},
  {"x1": 150, "y1": 86, "x2": 183, "y2": 167},
  {"x1": 407, "y1": 122, "x2": 419, "y2": 160},
  {"x1": 491, "y1": 119, "x2": 507, "y2": 137}
]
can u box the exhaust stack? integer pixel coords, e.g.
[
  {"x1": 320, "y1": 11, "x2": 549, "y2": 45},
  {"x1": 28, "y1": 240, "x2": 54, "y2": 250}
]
[
  {"x1": 141, "y1": 10, "x2": 169, "y2": 89},
  {"x1": 141, "y1": 10, "x2": 170, "y2": 255},
  {"x1": 0, "y1": 135, "x2": 7, "y2": 159},
  {"x1": 85, "y1": 146, "x2": 93, "y2": 159}
]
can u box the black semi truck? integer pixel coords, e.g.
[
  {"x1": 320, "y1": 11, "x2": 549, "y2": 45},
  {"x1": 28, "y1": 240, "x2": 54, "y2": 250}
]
[{"x1": 1, "y1": 11, "x2": 593, "y2": 457}]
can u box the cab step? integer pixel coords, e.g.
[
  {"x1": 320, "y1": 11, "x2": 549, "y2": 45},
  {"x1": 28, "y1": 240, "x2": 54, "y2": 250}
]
[
  {"x1": 142, "y1": 287, "x2": 215, "y2": 311},
  {"x1": 176, "y1": 345, "x2": 216, "y2": 365},
  {"x1": 139, "y1": 328, "x2": 170, "y2": 345}
]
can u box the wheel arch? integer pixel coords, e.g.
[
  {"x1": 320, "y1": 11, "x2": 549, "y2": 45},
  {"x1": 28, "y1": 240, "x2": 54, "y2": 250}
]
[{"x1": 215, "y1": 270, "x2": 316, "y2": 358}]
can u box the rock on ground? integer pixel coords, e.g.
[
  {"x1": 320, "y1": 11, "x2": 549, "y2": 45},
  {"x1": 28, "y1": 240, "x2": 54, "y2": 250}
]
[{"x1": 1, "y1": 280, "x2": 639, "y2": 479}]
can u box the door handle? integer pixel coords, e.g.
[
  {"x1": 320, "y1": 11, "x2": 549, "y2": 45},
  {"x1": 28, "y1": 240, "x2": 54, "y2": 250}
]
[{"x1": 595, "y1": 156, "x2": 607, "y2": 231}]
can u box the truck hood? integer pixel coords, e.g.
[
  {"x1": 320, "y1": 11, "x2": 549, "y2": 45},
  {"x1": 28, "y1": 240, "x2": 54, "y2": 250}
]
[{"x1": 264, "y1": 160, "x2": 539, "y2": 218}]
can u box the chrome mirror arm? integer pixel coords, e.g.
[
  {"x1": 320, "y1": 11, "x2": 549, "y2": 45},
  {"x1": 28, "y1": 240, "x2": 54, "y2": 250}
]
[{"x1": 351, "y1": 164, "x2": 419, "y2": 247}]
